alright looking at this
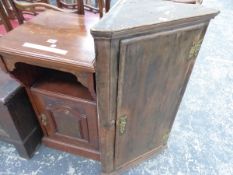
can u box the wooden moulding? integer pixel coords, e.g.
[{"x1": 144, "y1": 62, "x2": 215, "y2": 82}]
[{"x1": 94, "y1": 38, "x2": 119, "y2": 173}]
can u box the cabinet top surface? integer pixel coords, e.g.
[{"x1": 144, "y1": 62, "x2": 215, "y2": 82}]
[
  {"x1": 0, "y1": 11, "x2": 98, "y2": 72},
  {"x1": 91, "y1": 0, "x2": 219, "y2": 37}
]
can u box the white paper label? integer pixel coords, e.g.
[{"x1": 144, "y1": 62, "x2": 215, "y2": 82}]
[
  {"x1": 46, "y1": 39, "x2": 57, "y2": 44},
  {"x1": 23, "y1": 42, "x2": 68, "y2": 55},
  {"x1": 50, "y1": 44, "x2": 57, "y2": 48}
]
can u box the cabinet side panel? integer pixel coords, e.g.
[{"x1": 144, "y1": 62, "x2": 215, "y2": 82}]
[
  {"x1": 95, "y1": 39, "x2": 119, "y2": 173},
  {"x1": 115, "y1": 24, "x2": 208, "y2": 168}
]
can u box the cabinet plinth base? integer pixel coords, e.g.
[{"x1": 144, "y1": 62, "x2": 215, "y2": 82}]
[{"x1": 42, "y1": 137, "x2": 100, "y2": 161}]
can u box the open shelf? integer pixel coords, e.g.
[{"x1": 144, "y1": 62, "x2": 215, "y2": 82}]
[{"x1": 31, "y1": 70, "x2": 94, "y2": 102}]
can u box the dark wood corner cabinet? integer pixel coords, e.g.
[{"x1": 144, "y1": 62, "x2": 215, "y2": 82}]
[{"x1": 0, "y1": 1, "x2": 218, "y2": 174}]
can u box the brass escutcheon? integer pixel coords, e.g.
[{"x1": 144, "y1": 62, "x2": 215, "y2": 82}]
[
  {"x1": 118, "y1": 115, "x2": 127, "y2": 135},
  {"x1": 40, "y1": 113, "x2": 48, "y2": 126},
  {"x1": 188, "y1": 38, "x2": 203, "y2": 60}
]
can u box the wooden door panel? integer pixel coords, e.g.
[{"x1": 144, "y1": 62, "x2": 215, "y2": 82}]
[
  {"x1": 115, "y1": 26, "x2": 207, "y2": 168},
  {"x1": 30, "y1": 92, "x2": 55, "y2": 136},
  {"x1": 44, "y1": 97, "x2": 89, "y2": 141},
  {"x1": 31, "y1": 90, "x2": 99, "y2": 150},
  {"x1": 47, "y1": 104, "x2": 89, "y2": 141},
  {"x1": 44, "y1": 94, "x2": 99, "y2": 148}
]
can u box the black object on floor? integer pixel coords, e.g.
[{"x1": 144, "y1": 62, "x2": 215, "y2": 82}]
[{"x1": 0, "y1": 70, "x2": 42, "y2": 159}]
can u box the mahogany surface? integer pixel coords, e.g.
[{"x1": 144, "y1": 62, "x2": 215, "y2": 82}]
[
  {"x1": 0, "y1": 10, "x2": 98, "y2": 72},
  {"x1": 31, "y1": 72, "x2": 99, "y2": 160},
  {"x1": 0, "y1": 10, "x2": 99, "y2": 161}
]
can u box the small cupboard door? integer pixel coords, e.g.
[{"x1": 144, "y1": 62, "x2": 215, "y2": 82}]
[
  {"x1": 31, "y1": 91, "x2": 99, "y2": 151},
  {"x1": 115, "y1": 27, "x2": 207, "y2": 168}
]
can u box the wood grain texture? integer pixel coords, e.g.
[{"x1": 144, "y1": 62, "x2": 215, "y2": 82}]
[
  {"x1": 30, "y1": 71, "x2": 99, "y2": 160},
  {"x1": 115, "y1": 24, "x2": 208, "y2": 168},
  {"x1": 0, "y1": 10, "x2": 99, "y2": 72},
  {"x1": 92, "y1": 0, "x2": 218, "y2": 173},
  {"x1": 94, "y1": 38, "x2": 119, "y2": 173}
]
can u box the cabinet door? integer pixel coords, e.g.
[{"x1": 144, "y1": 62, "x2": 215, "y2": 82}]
[
  {"x1": 31, "y1": 92, "x2": 99, "y2": 150},
  {"x1": 115, "y1": 26, "x2": 207, "y2": 168}
]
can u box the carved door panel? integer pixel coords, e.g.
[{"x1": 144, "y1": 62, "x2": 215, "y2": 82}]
[
  {"x1": 115, "y1": 26, "x2": 207, "y2": 168},
  {"x1": 31, "y1": 91, "x2": 99, "y2": 150}
]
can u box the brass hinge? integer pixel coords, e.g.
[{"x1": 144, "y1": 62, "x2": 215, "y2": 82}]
[
  {"x1": 162, "y1": 132, "x2": 170, "y2": 145},
  {"x1": 117, "y1": 115, "x2": 127, "y2": 135},
  {"x1": 40, "y1": 113, "x2": 48, "y2": 126},
  {"x1": 188, "y1": 39, "x2": 203, "y2": 60}
]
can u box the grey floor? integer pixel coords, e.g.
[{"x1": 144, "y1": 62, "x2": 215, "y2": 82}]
[{"x1": 1, "y1": 0, "x2": 233, "y2": 174}]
